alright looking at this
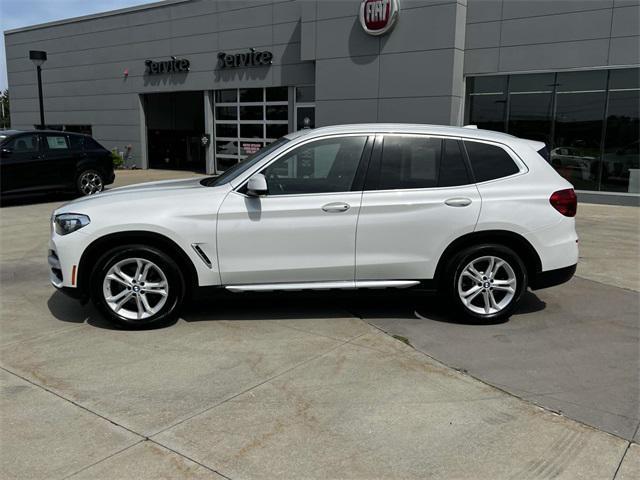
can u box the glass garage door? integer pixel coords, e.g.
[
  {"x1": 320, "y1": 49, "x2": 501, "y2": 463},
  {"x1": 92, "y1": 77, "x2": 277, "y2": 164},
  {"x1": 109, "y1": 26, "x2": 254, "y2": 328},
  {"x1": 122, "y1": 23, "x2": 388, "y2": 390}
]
[{"x1": 214, "y1": 87, "x2": 289, "y2": 173}]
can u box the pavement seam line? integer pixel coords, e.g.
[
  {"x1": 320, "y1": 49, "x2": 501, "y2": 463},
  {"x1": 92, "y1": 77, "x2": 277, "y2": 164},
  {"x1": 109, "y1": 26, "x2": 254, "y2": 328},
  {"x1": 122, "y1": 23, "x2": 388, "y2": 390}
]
[
  {"x1": 60, "y1": 439, "x2": 145, "y2": 480},
  {"x1": 612, "y1": 441, "x2": 633, "y2": 480},
  {"x1": 147, "y1": 332, "x2": 368, "y2": 439},
  {"x1": 574, "y1": 273, "x2": 639, "y2": 293},
  {"x1": 0, "y1": 365, "x2": 144, "y2": 439},
  {"x1": 357, "y1": 319, "x2": 635, "y2": 444},
  {"x1": 146, "y1": 438, "x2": 233, "y2": 480}
]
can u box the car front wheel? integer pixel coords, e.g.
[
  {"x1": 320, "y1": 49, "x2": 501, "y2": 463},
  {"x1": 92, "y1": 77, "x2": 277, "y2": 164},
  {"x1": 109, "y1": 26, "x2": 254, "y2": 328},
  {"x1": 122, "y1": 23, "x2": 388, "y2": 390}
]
[
  {"x1": 445, "y1": 245, "x2": 527, "y2": 323},
  {"x1": 77, "y1": 169, "x2": 104, "y2": 195},
  {"x1": 91, "y1": 245, "x2": 184, "y2": 328}
]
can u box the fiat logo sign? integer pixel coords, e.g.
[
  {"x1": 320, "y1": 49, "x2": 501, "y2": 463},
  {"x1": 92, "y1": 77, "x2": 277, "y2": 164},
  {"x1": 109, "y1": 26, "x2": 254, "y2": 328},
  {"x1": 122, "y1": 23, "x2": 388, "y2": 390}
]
[{"x1": 360, "y1": 0, "x2": 400, "y2": 36}]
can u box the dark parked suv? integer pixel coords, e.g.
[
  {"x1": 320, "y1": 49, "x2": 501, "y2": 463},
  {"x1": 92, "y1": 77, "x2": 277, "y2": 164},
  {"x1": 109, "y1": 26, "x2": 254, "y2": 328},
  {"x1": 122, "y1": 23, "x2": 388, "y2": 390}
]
[{"x1": 0, "y1": 130, "x2": 115, "y2": 197}]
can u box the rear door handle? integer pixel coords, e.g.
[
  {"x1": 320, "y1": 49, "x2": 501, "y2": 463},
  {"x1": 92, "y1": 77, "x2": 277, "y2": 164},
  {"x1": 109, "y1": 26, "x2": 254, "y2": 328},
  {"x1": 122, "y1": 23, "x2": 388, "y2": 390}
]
[
  {"x1": 445, "y1": 197, "x2": 472, "y2": 207},
  {"x1": 322, "y1": 202, "x2": 350, "y2": 213}
]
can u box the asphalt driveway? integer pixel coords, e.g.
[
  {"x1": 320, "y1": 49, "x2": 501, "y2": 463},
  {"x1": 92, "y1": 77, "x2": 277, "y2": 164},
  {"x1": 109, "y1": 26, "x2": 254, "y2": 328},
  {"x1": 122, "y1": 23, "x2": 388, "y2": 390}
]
[{"x1": 1, "y1": 170, "x2": 638, "y2": 479}]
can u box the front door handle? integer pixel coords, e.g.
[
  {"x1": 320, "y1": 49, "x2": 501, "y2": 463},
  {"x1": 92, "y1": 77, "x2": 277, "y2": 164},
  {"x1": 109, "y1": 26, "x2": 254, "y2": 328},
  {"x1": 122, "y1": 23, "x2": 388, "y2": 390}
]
[
  {"x1": 322, "y1": 202, "x2": 350, "y2": 213},
  {"x1": 445, "y1": 197, "x2": 472, "y2": 207}
]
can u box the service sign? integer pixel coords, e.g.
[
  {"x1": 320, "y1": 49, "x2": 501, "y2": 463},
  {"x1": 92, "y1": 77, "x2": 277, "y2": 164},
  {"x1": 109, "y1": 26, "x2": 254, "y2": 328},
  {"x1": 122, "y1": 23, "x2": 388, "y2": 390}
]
[{"x1": 359, "y1": 0, "x2": 400, "y2": 36}]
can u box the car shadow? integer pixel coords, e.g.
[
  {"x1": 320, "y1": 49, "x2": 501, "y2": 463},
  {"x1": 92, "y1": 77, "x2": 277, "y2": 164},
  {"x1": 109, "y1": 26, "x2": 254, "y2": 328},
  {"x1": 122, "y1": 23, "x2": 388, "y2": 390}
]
[
  {"x1": 0, "y1": 191, "x2": 80, "y2": 207},
  {"x1": 48, "y1": 287, "x2": 547, "y2": 330}
]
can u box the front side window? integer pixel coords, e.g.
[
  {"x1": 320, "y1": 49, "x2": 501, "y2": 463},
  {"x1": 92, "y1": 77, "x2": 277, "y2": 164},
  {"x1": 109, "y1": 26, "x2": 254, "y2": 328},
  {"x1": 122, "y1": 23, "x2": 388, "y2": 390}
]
[
  {"x1": 6, "y1": 134, "x2": 39, "y2": 152},
  {"x1": 261, "y1": 136, "x2": 367, "y2": 195},
  {"x1": 376, "y1": 136, "x2": 471, "y2": 190},
  {"x1": 464, "y1": 141, "x2": 520, "y2": 182},
  {"x1": 44, "y1": 135, "x2": 70, "y2": 150}
]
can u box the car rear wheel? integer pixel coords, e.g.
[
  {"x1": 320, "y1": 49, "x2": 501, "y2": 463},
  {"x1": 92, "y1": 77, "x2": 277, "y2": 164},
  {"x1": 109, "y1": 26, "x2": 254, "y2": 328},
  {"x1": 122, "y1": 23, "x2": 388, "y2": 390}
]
[
  {"x1": 91, "y1": 245, "x2": 184, "y2": 328},
  {"x1": 77, "y1": 169, "x2": 104, "y2": 195},
  {"x1": 444, "y1": 244, "x2": 527, "y2": 323}
]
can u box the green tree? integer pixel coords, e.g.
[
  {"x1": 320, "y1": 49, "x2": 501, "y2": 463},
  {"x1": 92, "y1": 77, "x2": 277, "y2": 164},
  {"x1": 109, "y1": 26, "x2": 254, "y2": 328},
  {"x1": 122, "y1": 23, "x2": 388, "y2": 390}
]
[{"x1": 0, "y1": 89, "x2": 9, "y2": 129}]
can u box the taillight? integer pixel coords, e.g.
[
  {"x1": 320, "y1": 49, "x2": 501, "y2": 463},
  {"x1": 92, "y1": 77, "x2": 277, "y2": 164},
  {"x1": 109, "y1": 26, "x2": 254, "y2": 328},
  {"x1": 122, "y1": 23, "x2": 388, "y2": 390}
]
[{"x1": 549, "y1": 188, "x2": 577, "y2": 217}]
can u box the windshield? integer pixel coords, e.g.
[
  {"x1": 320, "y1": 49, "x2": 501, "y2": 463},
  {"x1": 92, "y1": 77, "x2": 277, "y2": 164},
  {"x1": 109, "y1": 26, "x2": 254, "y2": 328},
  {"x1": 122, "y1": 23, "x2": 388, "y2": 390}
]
[{"x1": 202, "y1": 137, "x2": 290, "y2": 187}]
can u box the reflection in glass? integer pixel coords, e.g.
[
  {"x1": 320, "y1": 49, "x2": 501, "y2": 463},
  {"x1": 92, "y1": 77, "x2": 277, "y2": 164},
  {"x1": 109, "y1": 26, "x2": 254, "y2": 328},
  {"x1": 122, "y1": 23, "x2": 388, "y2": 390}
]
[
  {"x1": 215, "y1": 106, "x2": 237, "y2": 120},
  {"x1": 240, "y1": 123, "x2": 263, "y2": 139},
  {"x1": 552, "y1": 91, "x2": 606, "y2": 190},
  {"x1": 602, "y1": 90, "x2": 640, "y2": 193},
  {"x1": 239, "y1": 106, "x2": 263, "y2": 121},
  {"x1": 216, "y1": 141, "x2": 238, "y2": 155},
  {"x1": 266, "y1": 105, "x2": 288, "y2": 120},
  {"x1": 215, "y1": 89, "x2": 236, "y2": 103},
  {"x1": 215, "y1": 123, "x2": 237, "y2": 138},
  {"x1": 508, "y1": 93, "x2": 553, "y2": 144},
  {"x1": 239, "y1": 88, "x2": 263, "y2": 103},
  {"x1": 467, "y1": 95, "x2": 506, "y2": 132},
  {"x1": 509, "y1": 73, "x2": 554, "y2": 93}
]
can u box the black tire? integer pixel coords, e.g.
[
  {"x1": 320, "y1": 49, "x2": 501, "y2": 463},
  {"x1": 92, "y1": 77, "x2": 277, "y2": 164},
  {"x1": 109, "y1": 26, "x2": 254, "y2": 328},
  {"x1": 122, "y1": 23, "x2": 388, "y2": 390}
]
[
  {"x1": 90, "y1": 245, "x2": 185, "y2": 329},
  {"x1": 442, "y1": 244, "x2": 527, "y2": 323},
  {"x1": 77, "y1": 169, "x2": 104, "y2": 196}
]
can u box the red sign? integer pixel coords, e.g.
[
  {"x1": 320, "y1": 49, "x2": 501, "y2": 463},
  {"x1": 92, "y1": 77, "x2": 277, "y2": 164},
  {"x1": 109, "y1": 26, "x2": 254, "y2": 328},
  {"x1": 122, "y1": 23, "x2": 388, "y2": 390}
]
[{"x1": 360, "y1": 0, "x2": 399, "y2": 36}]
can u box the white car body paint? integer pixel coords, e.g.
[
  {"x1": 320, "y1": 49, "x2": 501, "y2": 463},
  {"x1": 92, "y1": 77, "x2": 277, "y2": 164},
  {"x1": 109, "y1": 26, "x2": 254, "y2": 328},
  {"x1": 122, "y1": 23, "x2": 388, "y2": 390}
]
[{"x1": 50, "y1": 124, "x2": 578, "y2": 295}]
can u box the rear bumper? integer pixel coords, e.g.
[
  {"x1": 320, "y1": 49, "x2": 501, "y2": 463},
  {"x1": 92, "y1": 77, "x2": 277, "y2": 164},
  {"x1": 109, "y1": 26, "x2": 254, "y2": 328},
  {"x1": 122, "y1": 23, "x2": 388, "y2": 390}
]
[
  {"x1": 104, "y1": 170, "x2": 115, "y2": 186},
  {"x1": 530, "y1": 264, "x2": 576, "y2": 290}
]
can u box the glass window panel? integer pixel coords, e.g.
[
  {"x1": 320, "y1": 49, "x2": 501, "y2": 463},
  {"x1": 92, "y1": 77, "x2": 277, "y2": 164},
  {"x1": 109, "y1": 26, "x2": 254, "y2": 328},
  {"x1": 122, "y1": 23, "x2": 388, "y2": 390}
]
[
  {"x1": 216, "y1": 123, "x2": 238, "y2": 138},
  {"x1": 215, "y1": 106, "x2": 237, "y2": 120},
  {"x1": 556, "y1": 70, "x2": 607, "y2": 92},
  {"x1": 216, "y1": 156, "x2": 240, "y2": 172},
  {"x1": 266, "y1": 87, "x2": 288, "y2": 102},
  {"x1": 240, "y1": 141, "x2": 264, "y2": 156},
  {"x1": 379, "y1": 136, "x2": 441, "y2": 190},
  {"x1": 215, "y1": 89, "x2": 237, "y2": 103},
  {"x1": 45, "y1": 135, "x2": 70, "y2": 150},
  {"x1": 266, "y1": 123, "x2": 289, "y2": 139},
  {"x1": 466, "y1": 94, "x2": 506, "y2": 132},
  {"x1": 296, "y1": 86, "x2": 315, "y2": 102},
  {"x1": 261, "y1": 136, "x2": 366, "y2": 195},
  {"x1": 266, "y1": 105, "x2": 288, "y2": 120},
  {"x1": 239, "y1": 88, "x2": 263, "y2": 103},
  {"x1": 7, "y1": 134, "x2": 39, "y2": 152},
  {"x1": 464, "y1": 141, "x2": 520, "y2": 182},
  {"x1": 439, "y1": 140, "x2": 471, "y2": 187},
  {"x1": 509, "y1": 73, "x2": 555, "y2": 93},
  {"x1": 239, "y1": 105, "x2": 263, "y2": 121},
  {"x1": 552, "y1": 91, "x2": 606, "y2": 191},
  {"x1": 240, "y1": 123, "x2": 264, "y2": 139},
  {"x1": 602, "y1": 90, "x2": 640, "y2": 193},
  {"x1": 296, "y1": 107, "x2": 315, "y2": 130},
  {"x1": 508, "y1": 93, "x2": 553, "y2": 144},
  {"x1": 609, "y1": 68, "x2": 640, "y2": 90},
  {"x1": 216, "y1": 140, "x2": 239, "y2": 155},
  {"x1": 467, "y1": 76, "x2": 507, "y2": 94}
]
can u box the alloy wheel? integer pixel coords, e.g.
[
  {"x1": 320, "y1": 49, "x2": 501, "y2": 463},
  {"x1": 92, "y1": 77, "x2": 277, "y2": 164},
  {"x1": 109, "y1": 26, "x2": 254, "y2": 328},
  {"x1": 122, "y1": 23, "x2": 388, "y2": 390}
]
[
  {"x1": 102, "y1": 258, "x2": 169, "y2": 320},
  {"x1": 79, "y1": 171, "x2": 103, "y2": 195},
  {"x1": 457, "y1": 255, "x2": 517, "y2": 315}
]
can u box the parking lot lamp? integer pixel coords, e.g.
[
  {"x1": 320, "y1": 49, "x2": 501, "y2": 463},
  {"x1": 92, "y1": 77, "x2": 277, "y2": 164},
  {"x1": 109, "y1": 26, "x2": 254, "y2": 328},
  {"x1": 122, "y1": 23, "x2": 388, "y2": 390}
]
[{"x1": 29, "y1": 50, "x2": 47, "y2": 129}]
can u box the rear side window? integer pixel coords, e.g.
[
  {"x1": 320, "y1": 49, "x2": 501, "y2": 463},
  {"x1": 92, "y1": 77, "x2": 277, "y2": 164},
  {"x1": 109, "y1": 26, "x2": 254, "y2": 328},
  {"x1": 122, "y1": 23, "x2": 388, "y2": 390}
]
[
  {"x1": 464, "y1": 141, "x2": 520, "y2": 182},
  {"x1": 68, "y1": 135, "x2": 84, "y2": 151},
  {"x1": 44, "y1": 135, "x2": 70, "y2": 150},
  {"x1": 376, "y1": 136, "x2": 471, "y2": 190},
  {"x1": 84, "y1": 137, "x2": 105, "y2": 150}
]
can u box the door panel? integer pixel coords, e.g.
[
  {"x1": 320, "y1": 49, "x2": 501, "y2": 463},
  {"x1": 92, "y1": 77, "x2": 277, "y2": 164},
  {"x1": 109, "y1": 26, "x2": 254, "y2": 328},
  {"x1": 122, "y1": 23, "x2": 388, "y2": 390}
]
[
  {"x1": 355, "y1": 134, "x2": 481, "y2": 280},
  {"x1": 355, "y1": 186, "x2": 481, "y2": 280},
  {"x1": 41, "y1": 134, "x2": 75, "y2": 187},
  {"x1": 216, "y1": 134, "x2": 370, "y2": 285},
  {"x1": 217, "y1": 191, "x2": 362, "y2": 284},
  {"x1": 0, "y1": 134, "x2": 44, "y2": 193}
]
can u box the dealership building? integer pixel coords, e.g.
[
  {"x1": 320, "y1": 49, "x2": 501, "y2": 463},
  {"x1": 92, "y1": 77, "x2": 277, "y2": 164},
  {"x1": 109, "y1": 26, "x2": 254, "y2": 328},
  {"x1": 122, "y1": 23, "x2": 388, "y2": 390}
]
[{"x1": 4, "y1": 0, "x2": 639, "y2": 200}]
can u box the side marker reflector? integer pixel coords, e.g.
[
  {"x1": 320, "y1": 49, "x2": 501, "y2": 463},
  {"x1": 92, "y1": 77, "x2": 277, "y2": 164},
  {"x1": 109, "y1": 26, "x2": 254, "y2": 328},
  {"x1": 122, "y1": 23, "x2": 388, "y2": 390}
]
[{"x1": 71, "y1": 265, "x2": 77, "y2": 286}]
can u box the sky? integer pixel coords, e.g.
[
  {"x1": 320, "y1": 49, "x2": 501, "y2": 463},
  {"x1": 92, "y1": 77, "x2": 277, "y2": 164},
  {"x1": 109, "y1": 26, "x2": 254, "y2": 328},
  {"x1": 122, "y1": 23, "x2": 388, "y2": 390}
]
[{"x1": 0, "y1": 0, "x2": 158, "y2": 91}]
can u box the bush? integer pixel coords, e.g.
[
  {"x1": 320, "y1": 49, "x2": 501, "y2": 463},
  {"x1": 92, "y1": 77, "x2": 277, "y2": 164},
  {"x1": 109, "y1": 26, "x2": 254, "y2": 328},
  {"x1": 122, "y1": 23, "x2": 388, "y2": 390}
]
[{"x1": 111, "y1": 150, "x2": 124, "y2": 169}]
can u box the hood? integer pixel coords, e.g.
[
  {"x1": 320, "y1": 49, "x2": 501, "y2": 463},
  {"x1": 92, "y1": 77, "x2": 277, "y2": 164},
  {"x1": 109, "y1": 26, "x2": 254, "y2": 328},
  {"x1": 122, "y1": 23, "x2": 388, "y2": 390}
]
[{"x1": 57, "y1": 176, "x2": 208, "y2": 211}]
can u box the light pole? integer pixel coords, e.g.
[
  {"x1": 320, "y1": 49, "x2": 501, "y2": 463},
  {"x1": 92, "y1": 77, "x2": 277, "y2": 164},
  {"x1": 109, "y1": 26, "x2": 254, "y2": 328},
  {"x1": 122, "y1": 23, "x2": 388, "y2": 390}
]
[{"x1": 29, "y1": 50, "x2": 47, "y2": 129}]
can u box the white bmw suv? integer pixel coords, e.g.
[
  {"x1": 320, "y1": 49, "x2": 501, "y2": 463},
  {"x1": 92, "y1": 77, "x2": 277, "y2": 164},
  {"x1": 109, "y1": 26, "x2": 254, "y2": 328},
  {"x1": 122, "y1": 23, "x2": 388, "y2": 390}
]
[{"x1": 49, "y1": 124, "x2": 578, "y2": 327}]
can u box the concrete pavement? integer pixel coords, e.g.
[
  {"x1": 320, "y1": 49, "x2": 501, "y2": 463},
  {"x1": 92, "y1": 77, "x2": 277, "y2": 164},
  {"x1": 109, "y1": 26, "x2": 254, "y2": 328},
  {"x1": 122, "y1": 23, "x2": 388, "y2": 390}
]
[{"x1": 0, "y1": 171, "x2": 637, "y2": 479}]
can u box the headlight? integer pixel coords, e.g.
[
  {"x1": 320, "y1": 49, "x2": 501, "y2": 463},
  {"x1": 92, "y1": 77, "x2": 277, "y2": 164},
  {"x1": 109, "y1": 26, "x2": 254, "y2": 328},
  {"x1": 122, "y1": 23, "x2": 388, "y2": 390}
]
[{"x1": 54, "y1": 213, "x2": 90, "y2": 235}]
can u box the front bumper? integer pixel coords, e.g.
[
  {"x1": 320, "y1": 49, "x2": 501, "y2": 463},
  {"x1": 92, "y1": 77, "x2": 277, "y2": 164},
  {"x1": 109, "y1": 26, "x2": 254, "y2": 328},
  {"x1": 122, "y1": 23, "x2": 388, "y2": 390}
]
[{"x1": 530, "y1": 264, "x2": 577, "y2": 290}]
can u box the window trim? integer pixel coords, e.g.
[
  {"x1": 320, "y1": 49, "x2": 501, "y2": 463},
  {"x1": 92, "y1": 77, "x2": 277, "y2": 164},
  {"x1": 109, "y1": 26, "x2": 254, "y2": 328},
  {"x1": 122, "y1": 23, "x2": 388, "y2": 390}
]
[{"x1": 232, "y1": 133, "x2": 373, "y2": 198}]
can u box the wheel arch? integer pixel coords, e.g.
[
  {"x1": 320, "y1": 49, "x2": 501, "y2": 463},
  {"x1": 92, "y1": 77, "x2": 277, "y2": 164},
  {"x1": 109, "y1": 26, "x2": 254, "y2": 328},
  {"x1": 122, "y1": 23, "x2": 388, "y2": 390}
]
[
  {"x1": 77, "y1": 230, "x2": 199, "y2": 297},
  {"x1": 433, "y1": 230, "x2": 542, "y2": 287}
]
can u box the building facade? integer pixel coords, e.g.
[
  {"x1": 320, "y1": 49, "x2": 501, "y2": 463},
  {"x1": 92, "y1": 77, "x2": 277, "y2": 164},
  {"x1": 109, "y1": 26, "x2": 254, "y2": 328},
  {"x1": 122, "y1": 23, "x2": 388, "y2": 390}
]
[{"x1": 4, "y1": 0, "x2": 639, "y2": 197}]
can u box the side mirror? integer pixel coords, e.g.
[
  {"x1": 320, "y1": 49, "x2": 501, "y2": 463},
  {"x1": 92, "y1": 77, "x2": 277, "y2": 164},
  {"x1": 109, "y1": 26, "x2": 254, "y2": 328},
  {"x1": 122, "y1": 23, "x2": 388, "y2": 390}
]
[{"x1": 246, "y1": 173, "x2": 268, "y2": 196}]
